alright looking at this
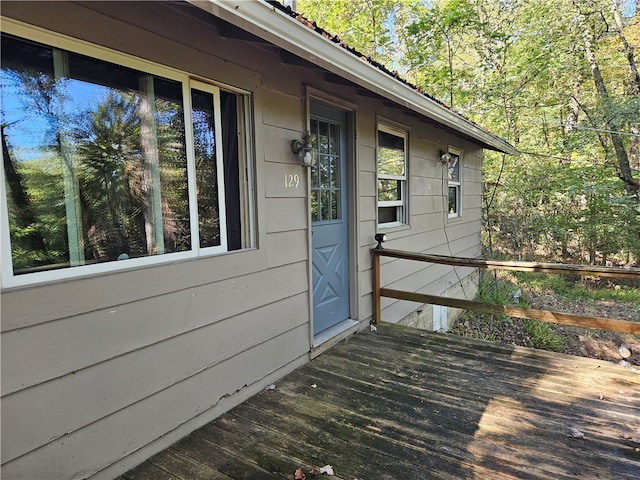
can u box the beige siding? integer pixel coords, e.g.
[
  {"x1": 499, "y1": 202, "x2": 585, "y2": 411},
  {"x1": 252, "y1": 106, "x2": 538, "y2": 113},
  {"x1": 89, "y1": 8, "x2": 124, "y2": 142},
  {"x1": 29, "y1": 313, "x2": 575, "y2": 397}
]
[
  {"x1": 371, "y1": 138, "x2": 485, "y2": 324},
  {"x1": 262, "y1": 124, "x2": 304, "y2": 165},
  {"x1": 3, "y1": 326, "x2": 310, "y2": 480},
  {"x1": 1, "y1": 2, "x2": 314, "y2": 478},
  {"x1": 267, "y1": 231, "x2": 309, "y2": 268},
  {"x1": 2, "y1": 1, "x2": 491, "y2": 478},
  {"x1": 2, "y1": 263, "x2": 309, "y2": 395},
  {"x1": 262, "y1": 89, "x2": 303, "y2": 130},
  {"x1": 1, "y1": 247, "x2": 268, "y2": 331},
  {"x1": 2, "y1": 291, "x2": 309, "y2": 463}
]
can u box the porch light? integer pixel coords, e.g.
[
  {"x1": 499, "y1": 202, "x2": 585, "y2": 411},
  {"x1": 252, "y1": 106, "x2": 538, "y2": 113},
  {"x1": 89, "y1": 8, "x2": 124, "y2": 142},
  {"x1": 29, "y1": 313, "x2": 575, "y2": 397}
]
[
  {"x1": 374, "y1": 233, "x2": 387, "y2": 249},
  {"x1": 440, "y1": 151, "x2": 452, "y2": 165},
  {"x1": 291, "y1": 130, "x2": 314, "y2": 167}
]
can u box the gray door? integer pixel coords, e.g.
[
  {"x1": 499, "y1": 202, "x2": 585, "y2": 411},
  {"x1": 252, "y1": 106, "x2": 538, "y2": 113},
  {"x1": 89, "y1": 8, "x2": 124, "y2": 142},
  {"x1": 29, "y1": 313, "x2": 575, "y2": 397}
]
[{"x1": 310, "y1": 104, "x2": 350, "y2": 336}]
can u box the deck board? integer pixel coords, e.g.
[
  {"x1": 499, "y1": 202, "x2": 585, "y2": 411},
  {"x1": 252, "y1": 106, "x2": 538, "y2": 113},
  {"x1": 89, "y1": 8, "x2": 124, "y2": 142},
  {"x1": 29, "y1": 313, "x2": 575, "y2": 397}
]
[{"x1": 122, "y1": 323, "x2": 640, "y2": 479}]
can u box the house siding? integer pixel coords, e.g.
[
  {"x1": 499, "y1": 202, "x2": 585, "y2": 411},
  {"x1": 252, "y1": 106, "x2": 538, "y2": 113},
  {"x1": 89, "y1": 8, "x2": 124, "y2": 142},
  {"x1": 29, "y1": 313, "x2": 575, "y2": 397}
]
[
  {"x1": 353, "y1": 98, "x2": 484, "y2": 329},
  {"x1": 2, "y1": 2, "x2": 486, "y2": 478}
]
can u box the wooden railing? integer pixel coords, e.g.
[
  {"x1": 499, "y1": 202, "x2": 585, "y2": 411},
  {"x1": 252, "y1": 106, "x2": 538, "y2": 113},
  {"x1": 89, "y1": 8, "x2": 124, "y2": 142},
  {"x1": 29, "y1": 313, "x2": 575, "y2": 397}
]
[{"x1": 372, "y1": 248, "x2": 640, "y2": 334}]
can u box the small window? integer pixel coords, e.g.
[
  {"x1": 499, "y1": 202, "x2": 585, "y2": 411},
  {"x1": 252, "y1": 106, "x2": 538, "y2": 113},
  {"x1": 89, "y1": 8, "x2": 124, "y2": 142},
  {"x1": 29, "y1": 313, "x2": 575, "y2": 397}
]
[
  {"x1": 310, "y1": 116, "x2": 341, "y2": 223},
  {"x1": 447, "y1": 151, "x2": 461, "y2": 217},
  {"x1": 377, "y1": 125, "x2": 407, "y2": 226},
  {"x1": 1, "y1": 32, "x2": 255, "y2": 286}
]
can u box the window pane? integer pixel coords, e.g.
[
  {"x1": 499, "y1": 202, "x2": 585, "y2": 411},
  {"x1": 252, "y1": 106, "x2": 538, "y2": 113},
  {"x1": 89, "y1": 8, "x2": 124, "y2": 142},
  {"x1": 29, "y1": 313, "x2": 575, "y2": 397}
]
[
  {"x1": 1, "y1": 35, "x2": 190, "y2": 274},
  {"x1": 378, "y1": 206, "x2": 397, "y2": 224},
  {"x1": 378, "y1": 130, "x2": 405, "y2": 176},
  {"x1": 310, "y1": 120, "x2": 320, "y2": 188},
  {"x1": 319, "y1": 153, "x2": 330, "y2": 188},
  {"x1": 220, "y1": 90, "x2": 252, "y2": 251},
  {"x1": 311, "y1": 190, "x2": 319, "y2": 221},
  {"x1": 448, "y1": 154, "x2": 460, "y2": 182},
  {"x1": 331, "y1": 190, "x2": 339, "y2": 220},
  {"x1": 378, "y1": 179, "x2": 401, "y2": 202},
  {"x1": 2, "y1": 33, "x2": 257, "y2": 285},
  {"x1": 449, "y1": 186, "x2": 458, "y2": 214},
  {"x1": 329, "y1": 123, "x2": 338, "y2": 155},
  {"x1": 311, "y1": 119, "x2": 341, "y2": 224},
  {"x1": 192, "y1": 88, "x2": 221, "y2": 248},
  {"x1": 320, "y1": 190, "x2": 330, "y2": 221},
  {"x1": 1, "y1": 36, "x2": 61, "y2": 272},
  {"x1": 318, "y1": 120, "x2": 328, "y2": 154},
  {"x1": 330, "y1": 155, "x2": 339, "y2": 188}
]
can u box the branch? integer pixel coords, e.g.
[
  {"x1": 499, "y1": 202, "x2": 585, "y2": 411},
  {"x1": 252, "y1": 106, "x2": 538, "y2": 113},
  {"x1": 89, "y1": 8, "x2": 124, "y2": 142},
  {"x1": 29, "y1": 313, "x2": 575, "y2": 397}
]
[{"x1": 612, "y1": 0, "x2": 640, "y2": 95}]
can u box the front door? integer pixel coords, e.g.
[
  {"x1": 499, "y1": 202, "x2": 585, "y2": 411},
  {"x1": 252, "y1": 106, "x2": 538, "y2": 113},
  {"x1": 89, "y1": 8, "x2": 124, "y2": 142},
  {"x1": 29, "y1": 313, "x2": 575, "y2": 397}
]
[{"x1": 310, "y1": 104, "x2": 350, "y2": 336}]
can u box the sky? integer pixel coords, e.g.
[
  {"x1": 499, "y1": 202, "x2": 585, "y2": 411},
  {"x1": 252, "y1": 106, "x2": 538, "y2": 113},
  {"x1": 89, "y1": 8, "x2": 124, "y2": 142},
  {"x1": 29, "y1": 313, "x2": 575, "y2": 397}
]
[{"x1": 622, "y1": 0, "x2": 636, "y2": 16}]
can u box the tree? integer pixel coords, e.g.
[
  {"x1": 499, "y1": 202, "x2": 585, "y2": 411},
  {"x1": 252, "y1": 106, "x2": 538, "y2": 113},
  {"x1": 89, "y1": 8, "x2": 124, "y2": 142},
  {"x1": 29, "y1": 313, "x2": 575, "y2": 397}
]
[
  {"x1": 2, "y1": 124, "x2": 49, "y2": 256},
  {"x1": 296, "y1": 0, "x2": 404, "y2": 66},
  {"x1": 572, "y1": 0, "x2": 639, "y2": 199},
  {"x1": 295, "y1": 0, "x2": 639, "y2": 264},
  {"x1": 74, "y1": 91, "x2": 146, "y2": 260}
]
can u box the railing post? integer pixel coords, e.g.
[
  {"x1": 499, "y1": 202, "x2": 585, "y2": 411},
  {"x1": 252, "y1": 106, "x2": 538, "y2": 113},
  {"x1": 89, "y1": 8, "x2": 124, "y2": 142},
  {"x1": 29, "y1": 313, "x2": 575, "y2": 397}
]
[{"x1": 372, "y1": 250, "x2": 381, "y2": 324}]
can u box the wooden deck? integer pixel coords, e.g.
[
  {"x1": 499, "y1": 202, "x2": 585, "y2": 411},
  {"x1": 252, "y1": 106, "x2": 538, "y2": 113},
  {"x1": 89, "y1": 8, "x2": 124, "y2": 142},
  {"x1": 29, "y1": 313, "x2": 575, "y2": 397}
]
[{"x1": 120, "y1": 323, "x2": 640, "y2": 480}]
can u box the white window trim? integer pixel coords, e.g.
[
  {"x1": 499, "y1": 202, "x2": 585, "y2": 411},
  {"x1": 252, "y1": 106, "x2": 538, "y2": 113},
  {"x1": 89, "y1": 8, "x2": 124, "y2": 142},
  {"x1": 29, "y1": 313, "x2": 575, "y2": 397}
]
[
  {"x1": 377, "y1": 123, "x2": 408, "y2": 228},
  {"x1": 1, "y1": 19, "x2": 252, "y2": 288},
  {"x1": 189, "y1": 80, "x2": 229, "y2": 254},
  {"x1": 447, "y1": 146, "x2": 463, "y2": 219}
]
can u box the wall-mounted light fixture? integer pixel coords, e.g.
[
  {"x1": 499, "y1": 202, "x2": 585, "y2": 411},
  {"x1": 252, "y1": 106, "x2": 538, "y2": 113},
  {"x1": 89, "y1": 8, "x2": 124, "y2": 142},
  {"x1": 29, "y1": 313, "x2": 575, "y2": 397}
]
[
  {"x1": 374, "y1": 233, "x2": 387, "y2": 249},
  {"x1": 291, "y1": 130, "x2": 314, "y2": 167},
  {"x1": 439, "y1": 150, "x2": 452, "y2": 166}
]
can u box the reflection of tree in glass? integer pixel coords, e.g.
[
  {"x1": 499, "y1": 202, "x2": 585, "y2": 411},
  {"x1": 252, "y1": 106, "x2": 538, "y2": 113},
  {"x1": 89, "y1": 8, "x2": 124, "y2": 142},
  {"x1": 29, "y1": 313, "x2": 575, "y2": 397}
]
[
  {"x1": 74, "y1": 91, "x2": 145, "y2": 261},
  {"x1": 378, "y1": 179, "x2": 400, "y2": 202},
  {"x1": 2, "y1": 67, "x2": 67, "y2": 271},
  {"x1": 2, "y1": 36, "x2": 191, "y2": 273},
  {"x1": 2, "y1": 124, "x2": 49, "y2": 259},
  {"x1": 192, "y1": 105, "x2": 220, "y2": 248},
  {"x1": 156, "y1": 96, "x2": 189, "y2": 253},
  {"x1": 74, "y1": 90, "x2": 188, "y2": 261},
  {"x1": 378, "y1": 146, "x2": 404, "y2": 176}
]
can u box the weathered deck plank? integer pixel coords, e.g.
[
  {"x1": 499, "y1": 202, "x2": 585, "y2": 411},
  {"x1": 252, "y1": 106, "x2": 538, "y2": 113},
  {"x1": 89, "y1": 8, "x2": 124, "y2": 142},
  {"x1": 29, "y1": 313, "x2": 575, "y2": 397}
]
[{"x1": 122, "y1": 323, "x2": 640, "y2": 479}]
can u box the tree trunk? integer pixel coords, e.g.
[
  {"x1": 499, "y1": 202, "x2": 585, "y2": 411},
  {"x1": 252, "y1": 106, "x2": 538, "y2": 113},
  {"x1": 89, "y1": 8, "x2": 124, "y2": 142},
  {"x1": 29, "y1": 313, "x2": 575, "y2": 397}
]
[
  {"x1": 611, "y1": 0, "x2": 640, "y2": 95},
  {"x1": 574, "y1": 1, "x2": 639, "y2": 198},
  {"x1": 630, "y1": 123, "x2": 639, "y2": 172}
]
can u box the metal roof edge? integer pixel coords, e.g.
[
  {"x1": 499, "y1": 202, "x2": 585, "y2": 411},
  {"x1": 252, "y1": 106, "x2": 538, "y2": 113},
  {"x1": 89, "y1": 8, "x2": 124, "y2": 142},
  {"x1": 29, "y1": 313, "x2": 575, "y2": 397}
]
[{"x1": 188, "y1": 0, "x2": 519, "y2": 155}]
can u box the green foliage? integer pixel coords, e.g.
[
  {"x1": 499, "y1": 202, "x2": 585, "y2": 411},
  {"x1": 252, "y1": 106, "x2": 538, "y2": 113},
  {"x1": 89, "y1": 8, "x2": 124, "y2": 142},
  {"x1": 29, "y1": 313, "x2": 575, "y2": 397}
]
[
  {"x1": 6, "y1": 154, "x2": 68, "y2": 269},
  {"x1": 485, "y1": 152, "x2": 640, "y2": 264},
  {"x1": 513, "y1": 272, "x2": 573, "y2": 296},
  {"x1": 296, "y1": 0, "x2": 404, "y2": 66},
  {"x1": 522, "y1": 320, "x2": 566, "y2": 352},
  {"x1": 475, "y1": 271, "x2": 518, "y2": 306},
  {"x1": 514, "y1": 271, "x2": 640, "y2": 304},
  {"x1": 452, "y1": 271, "x2": 568, "y2": 352},
  {"x1": 297, "y1": 0, "x2": 639, "y2": 266},
  {"x1": 450, "y1": 271, "x2": 517, "y2": 335}
]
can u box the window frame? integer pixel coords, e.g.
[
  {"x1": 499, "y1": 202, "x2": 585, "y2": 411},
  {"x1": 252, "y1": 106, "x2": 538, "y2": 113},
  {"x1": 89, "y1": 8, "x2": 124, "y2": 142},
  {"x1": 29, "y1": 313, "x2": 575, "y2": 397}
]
[
  {"x1": 190, "y1": 80, "x2": 229, "y2": 254},
  {"x1": 0, "y1": 20, "x2": 256, "y2": 288},
  {"x1": 376, "y1": 123, "x2": 408, "y2": 228},
  {"x1": 447, "y1": 147, "x2": 463, "y2": 219}
]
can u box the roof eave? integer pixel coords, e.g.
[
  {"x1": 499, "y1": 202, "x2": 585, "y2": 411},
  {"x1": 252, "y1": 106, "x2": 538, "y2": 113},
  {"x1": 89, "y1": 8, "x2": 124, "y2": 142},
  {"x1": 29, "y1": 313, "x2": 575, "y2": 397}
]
[{"x1": 188, "y1": 0, "x2": 519, "y2": 156}]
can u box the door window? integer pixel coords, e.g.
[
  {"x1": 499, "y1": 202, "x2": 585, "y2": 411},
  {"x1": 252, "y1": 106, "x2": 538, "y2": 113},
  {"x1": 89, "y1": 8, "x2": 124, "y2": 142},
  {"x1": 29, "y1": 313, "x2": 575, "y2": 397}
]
[{"x1": 310, "y1": 118, "x2": 341, "y2": 222}]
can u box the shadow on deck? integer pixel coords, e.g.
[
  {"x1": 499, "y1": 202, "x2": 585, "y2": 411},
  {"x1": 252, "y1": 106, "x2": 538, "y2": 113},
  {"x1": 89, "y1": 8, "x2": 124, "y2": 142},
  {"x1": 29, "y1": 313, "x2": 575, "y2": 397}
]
[{"x1": 120, "y1": 323, "x2": 640, "y2": 479}]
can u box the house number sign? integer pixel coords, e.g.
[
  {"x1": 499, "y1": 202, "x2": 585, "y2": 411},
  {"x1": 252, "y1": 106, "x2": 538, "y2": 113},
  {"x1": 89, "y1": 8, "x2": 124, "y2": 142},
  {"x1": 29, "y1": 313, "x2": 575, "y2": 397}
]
[{"x1": 284, "y1": 173, "x2": 301, "y2": 188}]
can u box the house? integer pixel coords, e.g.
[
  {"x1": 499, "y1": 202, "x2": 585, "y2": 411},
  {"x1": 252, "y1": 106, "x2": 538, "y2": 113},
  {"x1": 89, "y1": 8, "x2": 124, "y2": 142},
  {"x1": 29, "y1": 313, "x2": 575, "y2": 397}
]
[{"x1": 0, "y1": 1, "x2": 517, "y2": 479}]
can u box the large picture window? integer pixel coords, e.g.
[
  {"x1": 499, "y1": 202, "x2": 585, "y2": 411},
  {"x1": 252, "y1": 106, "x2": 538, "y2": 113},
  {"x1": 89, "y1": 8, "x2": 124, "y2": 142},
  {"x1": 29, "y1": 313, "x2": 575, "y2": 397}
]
[
  {"x1": 377, "y1": 125, "x2": 407, "y2": 226},
  {"x1": 1, "y1": 32, "x2": 255, "y2": 286}
]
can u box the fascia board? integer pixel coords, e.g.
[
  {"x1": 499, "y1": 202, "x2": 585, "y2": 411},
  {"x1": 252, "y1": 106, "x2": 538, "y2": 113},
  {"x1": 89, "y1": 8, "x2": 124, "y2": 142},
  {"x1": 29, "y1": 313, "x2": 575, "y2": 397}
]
[{"x1": 189, "y1": 0, "x2": 518, "y2": 155}]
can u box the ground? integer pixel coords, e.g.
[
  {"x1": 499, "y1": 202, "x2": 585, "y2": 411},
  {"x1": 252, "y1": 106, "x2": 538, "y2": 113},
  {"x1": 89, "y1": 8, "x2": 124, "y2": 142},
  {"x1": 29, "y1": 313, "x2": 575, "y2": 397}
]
[{"x1": 451, "y1": 276, "x2": 640, "y2": 368}]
